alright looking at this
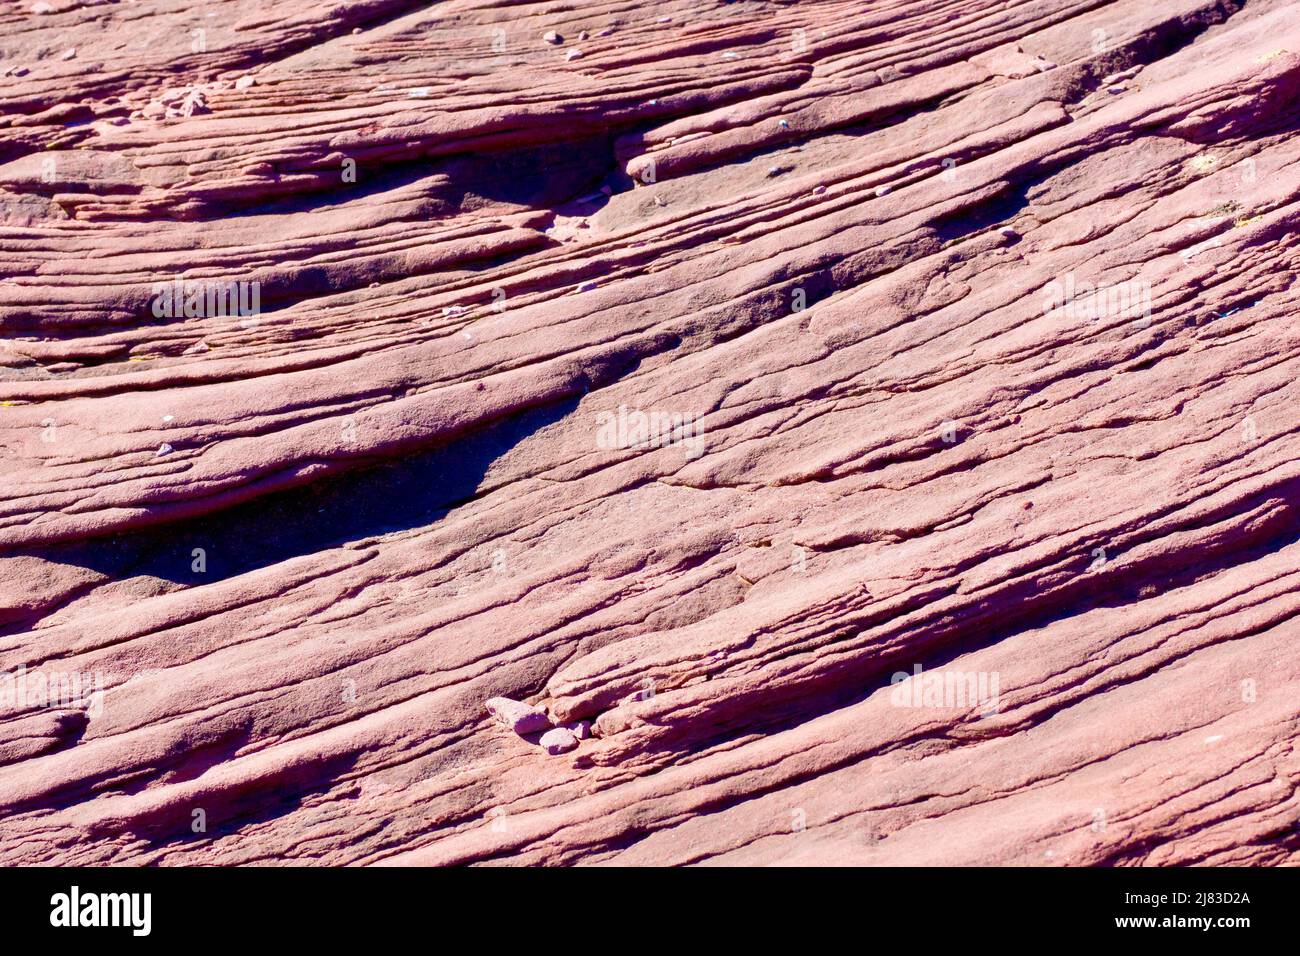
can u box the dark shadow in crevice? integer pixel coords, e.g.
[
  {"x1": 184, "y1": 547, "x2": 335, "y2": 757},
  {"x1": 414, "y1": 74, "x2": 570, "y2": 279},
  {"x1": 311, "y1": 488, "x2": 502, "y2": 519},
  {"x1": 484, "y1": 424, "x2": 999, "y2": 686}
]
[
  {"x1": 928, "y1": 179, "x2": 1033, "y2": 245},
  {"x1": 3, "y1": 395, "x2": 581, "y2": 633},
  {"x1": 598, "y1": 476, "x2": 1300, "y2": 781},
  {"x1": 6, "y1": 134, "x2": 621, "y2": 339}
]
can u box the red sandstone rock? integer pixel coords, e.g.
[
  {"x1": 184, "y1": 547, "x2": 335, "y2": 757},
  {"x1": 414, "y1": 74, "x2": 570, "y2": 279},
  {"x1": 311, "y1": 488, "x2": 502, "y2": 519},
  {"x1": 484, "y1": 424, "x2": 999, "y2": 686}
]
[
  {"x1": 540, "y1": 728, "x2": 578, "y2": 755},
  {"x1": 485, "y1": 697, "x2": 551, "y2": 736},
  {"x1": 0, "y1": 0, "x2": 1298, "y2": 869}
]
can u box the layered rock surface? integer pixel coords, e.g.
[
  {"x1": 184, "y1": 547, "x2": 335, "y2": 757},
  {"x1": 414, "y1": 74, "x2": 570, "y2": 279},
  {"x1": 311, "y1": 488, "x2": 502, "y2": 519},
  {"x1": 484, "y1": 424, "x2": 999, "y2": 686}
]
[{"x1": 1, "y1": 0, "x2": 1299, "y2": 865}]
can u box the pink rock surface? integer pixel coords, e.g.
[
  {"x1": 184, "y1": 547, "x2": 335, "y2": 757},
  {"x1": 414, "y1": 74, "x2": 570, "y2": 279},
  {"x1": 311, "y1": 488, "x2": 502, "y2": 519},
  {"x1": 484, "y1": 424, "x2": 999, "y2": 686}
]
[
  {"x1": 486, "y1": 697, "x2": 551, "y2": 736},
  {"x1": 0, "y1": 0, "x2": 1299, "y2": 867}
]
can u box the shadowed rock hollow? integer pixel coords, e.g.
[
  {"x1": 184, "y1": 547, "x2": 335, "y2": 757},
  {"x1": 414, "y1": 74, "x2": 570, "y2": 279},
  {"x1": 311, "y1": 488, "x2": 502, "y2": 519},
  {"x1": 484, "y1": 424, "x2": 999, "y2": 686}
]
[{"x1": 1, "y1": 0, "x2": 1299, "y2": 866}]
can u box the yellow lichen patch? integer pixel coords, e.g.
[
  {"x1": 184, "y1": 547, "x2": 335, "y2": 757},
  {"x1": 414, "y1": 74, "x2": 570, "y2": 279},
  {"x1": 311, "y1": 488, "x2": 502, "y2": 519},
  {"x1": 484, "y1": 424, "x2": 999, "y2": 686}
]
[
  {"x1": 1234, "y1": 214, "x2": 1264, "y2": 228},
  {"x1": 1205, "y1": 200, "x2": 1241, "y2": 218},
  {"x1": 1189, "y1": 154, "x2": 1218, "y2": 172},
  {"x1": 1258, "y1": 49, "x2": 1289, "y2": 63}
]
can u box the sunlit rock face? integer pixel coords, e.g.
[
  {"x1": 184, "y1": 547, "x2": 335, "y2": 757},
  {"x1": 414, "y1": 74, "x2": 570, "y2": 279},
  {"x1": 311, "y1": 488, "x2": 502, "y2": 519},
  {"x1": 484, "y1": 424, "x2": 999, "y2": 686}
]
[{"x1": 1, "y1": 0, "x2": 1299, "y2": 867}]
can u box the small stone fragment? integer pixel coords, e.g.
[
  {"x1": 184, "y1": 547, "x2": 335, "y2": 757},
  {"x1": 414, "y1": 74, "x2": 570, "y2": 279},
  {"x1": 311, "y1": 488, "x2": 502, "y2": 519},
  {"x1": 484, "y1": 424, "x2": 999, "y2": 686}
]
[
  {"x1": 540, "y1": 727, "x2": 578, "y2": 754},
  {"x1": 566, "y1": 49, "x2": 583, "y2": 61},
  {"x1": 485, "y1": 696, "x2": 551, "y2": 734},
  {"x1": 173, "y1": 90, "x2": 209, "y2": 118},
  {"x1": 156, "y1": 443, "x2": 174, "y2": 456},
  {"x1": 235, "y1": 75, "x2": 256, "y2": 90},
  {"x1": 543, "y1": 30, "x2": 562, "y2": 45},
  {"x1": 61, "y1": 48, "x2": 76, "y2": 61},
  {"x1": 569, "y1": 721, "x2": 591, "y2": 740}
]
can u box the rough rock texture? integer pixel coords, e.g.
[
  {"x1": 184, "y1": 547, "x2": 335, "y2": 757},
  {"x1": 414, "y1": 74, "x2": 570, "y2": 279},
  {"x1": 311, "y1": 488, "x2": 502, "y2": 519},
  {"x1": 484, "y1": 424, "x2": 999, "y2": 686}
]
[
  {"x1": 485, "y1": 696, "x2": 551, "y2": 736},
  {"x1": 540, "y1": 727, "x2": 578, "y2": 756},
  {"x1": 1, "y1": 0, "x2": 1299, "y2": 866}
]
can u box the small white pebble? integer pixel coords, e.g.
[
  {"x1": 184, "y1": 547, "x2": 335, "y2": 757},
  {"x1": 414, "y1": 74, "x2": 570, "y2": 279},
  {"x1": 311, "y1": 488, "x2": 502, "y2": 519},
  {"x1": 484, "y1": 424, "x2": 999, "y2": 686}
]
[
  {"x1": 61, "y1": 48, "x2": 76, "y2": 60},
  {"x1": 543, "y1": 30, "x2": 562, "y2": 45},
  {"x1": 235, "y1": 75, "x2": 255, "y2": 90},
  {"x1": 540, "y1": 727, "x2": 578, "y2": 754},
  {"x1": 408, "y1": 87, "x2": 430, "y2": 98},
  {"x1": 874, "y1": 185, "x2": 891, "y2": 197},
  {"x1": 156, "y1": 443, "x2": 174, "y2": 456},
  {"x1": 162, "y1": 414, "x2": 174, "y2": 423},
  {"x1": 566, "y1": 48, "x2": 583, "y2": 61},
  {"x1": 485, "y1": 696, "x2": 551, "y2": 735}
]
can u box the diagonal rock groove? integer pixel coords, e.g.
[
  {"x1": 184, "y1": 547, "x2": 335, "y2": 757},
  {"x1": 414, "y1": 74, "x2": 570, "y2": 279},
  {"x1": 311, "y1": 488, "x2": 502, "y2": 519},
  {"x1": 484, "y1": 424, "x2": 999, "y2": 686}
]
[
  {"x1": 578, "y1": 481, "x2": 1300, "y2": 779},
  {"x1": 0, "y1": 395, "x2": 583, "y2": 631}
]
